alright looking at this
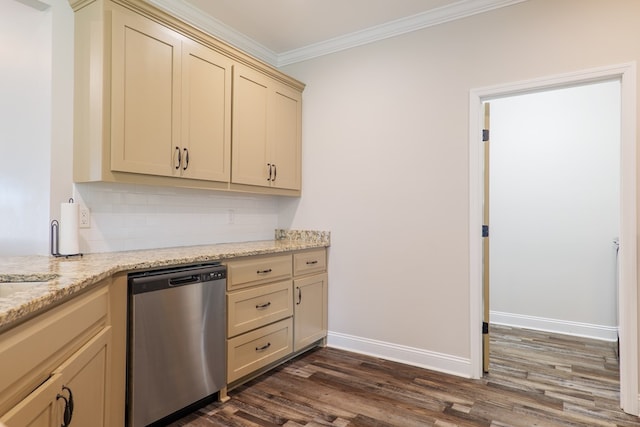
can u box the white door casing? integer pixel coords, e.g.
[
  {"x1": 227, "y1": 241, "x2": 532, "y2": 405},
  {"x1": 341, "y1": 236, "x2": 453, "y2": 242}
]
[{"x1": 468, "y1": 62, "x2": 638, "y2": 415}]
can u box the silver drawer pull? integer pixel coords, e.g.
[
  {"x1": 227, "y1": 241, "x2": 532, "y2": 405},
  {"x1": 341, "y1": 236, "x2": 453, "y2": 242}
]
[
  {"x1": 257, "y1": 268, "x2": 273, "y2": 274},
  {"x1": 255, "y1": 302, "x2": 271, "y2": 310},
  {"x1": 255, "y1": 342, "x2": 271, "y2": 352},
  {"x1": 306, "y1": 260, "x2": 318, "y2": 265}
]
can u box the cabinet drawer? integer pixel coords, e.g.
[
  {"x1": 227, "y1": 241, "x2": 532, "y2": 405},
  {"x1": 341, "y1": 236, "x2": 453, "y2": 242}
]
[
  {"x1": 227, "y1": 318, "x2": 293, "y2": 383},
  {"x1": 227, "y1": 254, "x2": 292, "y2": 290},
  {"x1": 0, "y1": 285, "x2": 109, "y2": 414},
  {"x1": 228, "y1": 280, "x2": 293, "y2": 337},
  {"x1": 293, "y1": 249, "x2": 326, "y2": 276}
]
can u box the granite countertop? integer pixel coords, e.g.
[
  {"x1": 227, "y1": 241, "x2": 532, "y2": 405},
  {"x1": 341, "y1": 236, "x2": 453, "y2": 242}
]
[{"x1": 0, "y1": 229, "x2": 329, "y2": 331}]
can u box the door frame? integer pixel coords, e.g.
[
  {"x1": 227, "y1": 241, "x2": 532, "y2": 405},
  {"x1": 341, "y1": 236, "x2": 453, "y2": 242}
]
[{"x1": 468, "y1": 62, "x2": 638, "y2": 415}]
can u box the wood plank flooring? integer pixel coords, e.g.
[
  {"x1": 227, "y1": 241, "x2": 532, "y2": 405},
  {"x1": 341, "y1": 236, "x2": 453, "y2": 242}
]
[{"x1": 169, "y1": 326, "x2": 640, "y2": 426}]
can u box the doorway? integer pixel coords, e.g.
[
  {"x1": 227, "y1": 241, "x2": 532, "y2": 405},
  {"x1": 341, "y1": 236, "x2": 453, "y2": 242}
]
[
  {"x1": 469, "y1": 63, "x2": 638, "y2": 415},
  {"x1": 489, "y1": 81, "x2": 620, "y2": 340}
]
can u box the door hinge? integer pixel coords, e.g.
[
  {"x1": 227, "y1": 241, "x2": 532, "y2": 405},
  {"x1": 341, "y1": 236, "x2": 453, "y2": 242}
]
[
  {"x1": 482, "y1": 129, "x2": 489, "y2": 142},
  {"x1": 482, "y1": 225, "x2": 489, "y2": 238},
  {"x1": 483, "y1": 322, "x2": 489, "y2": 334}
]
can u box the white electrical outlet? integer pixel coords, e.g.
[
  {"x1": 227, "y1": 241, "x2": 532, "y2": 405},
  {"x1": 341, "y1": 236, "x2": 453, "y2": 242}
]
[{"x1": 79, "y1": 207, "x2": 91, "y2": 228}]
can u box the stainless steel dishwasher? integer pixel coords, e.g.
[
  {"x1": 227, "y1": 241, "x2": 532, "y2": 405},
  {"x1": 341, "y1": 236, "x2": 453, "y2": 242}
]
[{"x1": 127, "y1": 263, "x2": 226, "y2": 427}]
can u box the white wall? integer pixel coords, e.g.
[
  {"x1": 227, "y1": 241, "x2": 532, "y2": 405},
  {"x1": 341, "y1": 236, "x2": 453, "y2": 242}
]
[
  {"x1": 489, "y1": 81, "x2": 621, "y2": 340},
  {"x1": 49, "y1": 0, "x2": 75, "y2": 241},
  {"x1": 0, "y1": 0, "x2": 52, "y2": 255},
  {"x1": 281, "y1": 0, "x2": 640, "y2": 376}
]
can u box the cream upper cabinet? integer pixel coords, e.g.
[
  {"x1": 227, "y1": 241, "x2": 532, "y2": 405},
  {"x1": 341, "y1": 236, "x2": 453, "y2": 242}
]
[
  {"x1": 232, "y1": 64, "x2": 302, "y2": 190},
  {"x1": 110, "y1": 9, "x2": 181, "y2": 177},
  {"x1": 180, "y1": 39, "x2": 232, "y2": 182},
  {"x1": 110, "y1": 8, "x2": 232, "y2": 182},
  {"x1": 71, "y1": 0, "x2": 304, "y2": 195}
]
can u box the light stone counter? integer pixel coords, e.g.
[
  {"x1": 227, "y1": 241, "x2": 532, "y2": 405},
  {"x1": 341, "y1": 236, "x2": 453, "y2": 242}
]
[{"x1": 0, "y1": 230, "x2": 329, "y2": 330}]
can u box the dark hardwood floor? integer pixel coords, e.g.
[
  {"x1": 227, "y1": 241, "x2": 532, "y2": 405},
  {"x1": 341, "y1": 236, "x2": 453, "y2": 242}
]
[{"x1": 169, "y1": 325, "x2": 640, "y2": 426}]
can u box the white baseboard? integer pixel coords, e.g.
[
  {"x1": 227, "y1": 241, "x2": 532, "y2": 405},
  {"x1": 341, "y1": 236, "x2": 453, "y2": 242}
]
[
  {"x1": 490, "y1": 311, "x2": 619, "y2": 342},
  {"x1": 326, "y1": 331, "x2": 472, "y2": 378}
]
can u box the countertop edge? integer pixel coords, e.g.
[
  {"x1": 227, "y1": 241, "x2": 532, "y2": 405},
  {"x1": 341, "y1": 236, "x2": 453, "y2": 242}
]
[{"x1": 0, "y1": 234, "x2": 330, "y2": 331}]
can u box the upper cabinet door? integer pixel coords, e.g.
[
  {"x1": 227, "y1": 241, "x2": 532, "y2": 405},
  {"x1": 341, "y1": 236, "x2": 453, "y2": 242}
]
[
  {"x1": 180, "y1": 40, "x2": 232, "y2": 182},
  {"x1": 271, "y1": 84, "x2": 302, "y2": 190},
  {"x1": 232, "y1": 65, "x2": 302, "y2": 190},
  {"x1": 232, "y1": 65, "x2": 270, "y2": 188},
  {"x1": 110, "y1": 10, "x2": 182, "y2": 177}
]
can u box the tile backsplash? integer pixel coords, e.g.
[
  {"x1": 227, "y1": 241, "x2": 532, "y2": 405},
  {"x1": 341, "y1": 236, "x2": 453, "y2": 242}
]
[{"x1": 73, "y1": 182, "x2": 280, "y2": 253}]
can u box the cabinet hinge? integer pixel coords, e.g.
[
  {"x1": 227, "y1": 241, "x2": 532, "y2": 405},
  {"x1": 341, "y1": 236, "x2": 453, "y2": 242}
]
[
  {"x1": 482, "y1": 225, "x2": 489, "y2": 238},
  {"x1": 483, "y1": 322, "x2": 489, "y2": 334},
  {"x1": 482, "y1": 129, "x2": 489, "y2": 142}
]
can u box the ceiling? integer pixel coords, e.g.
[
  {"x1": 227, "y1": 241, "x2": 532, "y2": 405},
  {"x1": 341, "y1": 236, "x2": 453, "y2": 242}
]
[
  {"x1": 149, "y1": 0, "x2": 527, "y2": 66},
  {"x1": 181, "y1": 0, "x2": 459, "y2": 53}
]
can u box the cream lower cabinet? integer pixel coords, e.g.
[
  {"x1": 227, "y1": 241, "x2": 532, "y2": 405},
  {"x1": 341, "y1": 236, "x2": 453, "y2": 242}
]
[
  {"x1": 226, "y1": 254, "x2": 294, "y2": 384},
  {"x1": 225, "y1": 249, "x2": 327, "y2": 386},
  {"x1": 294, "y1": 274, "x2": 328, "y2": 352},
  {"x1": 0, "y1": 373, "x2": 63, "y2": 427},
  {"x1": 0, "y1": 276, "x2": 127, "y2": 427},
  {"x1": 2, "y1": 328, "x2": 111, "y2": 427},
  {"x1": 293, "y1": 249, "x2": 328, "y2": 351}
]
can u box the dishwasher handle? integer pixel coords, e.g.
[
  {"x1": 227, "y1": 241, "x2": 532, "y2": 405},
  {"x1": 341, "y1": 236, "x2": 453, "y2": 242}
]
[{"x1": 169, "y1": 275, "x2": 200, "y2": 286}]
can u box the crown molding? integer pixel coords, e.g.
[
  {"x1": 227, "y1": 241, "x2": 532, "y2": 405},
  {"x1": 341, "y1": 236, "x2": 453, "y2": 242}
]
[
  {"x1": 148, "y1": 0, "x2": 527, "y2": 68},
  {"x1": 278, "y1": 0, "x2": 528, "y2": 66},
  {"x1": 147, "y1": 0, "x2": 279, "y2": 65}
]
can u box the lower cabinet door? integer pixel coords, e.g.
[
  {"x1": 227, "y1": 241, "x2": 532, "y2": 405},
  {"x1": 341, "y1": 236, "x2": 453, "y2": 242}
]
[
  {"x1": 294, "y1": 273, "x2": 328, "y2": 352},
  {"x1": 0, "y1": 373, "x2": 63, "y2": 427},
  {"x1": 55, "y1": 327, "x2": 112, "y2": 427},
  {"x1": 227, "y1": 318, "x2": 293, "y2": 383}
]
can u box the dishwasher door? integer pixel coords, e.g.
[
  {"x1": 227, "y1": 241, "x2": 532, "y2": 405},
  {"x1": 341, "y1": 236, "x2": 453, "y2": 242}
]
[{"x1": 128, "y1": 264, "x2": 226, "y2": 427}]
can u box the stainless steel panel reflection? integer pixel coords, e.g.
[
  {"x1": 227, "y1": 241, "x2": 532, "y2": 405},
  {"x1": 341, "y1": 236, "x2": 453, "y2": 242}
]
[{"x1": 129, "y1": 274, "x2": 225, "y2": 427}]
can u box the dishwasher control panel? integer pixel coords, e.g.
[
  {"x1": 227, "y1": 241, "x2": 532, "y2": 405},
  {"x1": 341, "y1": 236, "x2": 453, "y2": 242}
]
[{"x1": 204, "y1": 270, "x2": 226, "y2": 281}]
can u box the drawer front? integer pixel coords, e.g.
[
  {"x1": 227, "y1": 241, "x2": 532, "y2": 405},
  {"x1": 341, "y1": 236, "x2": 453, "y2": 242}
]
[
  {"x1": 0, "y1": 285, "x2": 109, "y2": 414},
  {"x1": 227, "y1": 254, "x2": 292, "y2": 291},
  {"x1": 293, "y1": 249, "x2": 326, "y2": 277},
  {"x1": 227, "y1": 280, "x2": 293, "y2": 337},
  {"x1": 227, "y1": 318, "x2": 293, "y2": 383}
]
